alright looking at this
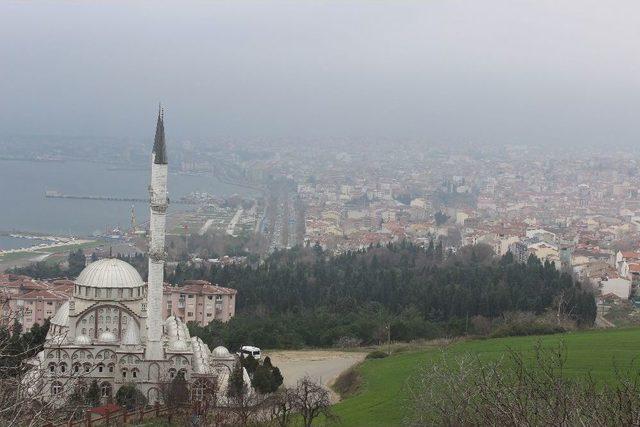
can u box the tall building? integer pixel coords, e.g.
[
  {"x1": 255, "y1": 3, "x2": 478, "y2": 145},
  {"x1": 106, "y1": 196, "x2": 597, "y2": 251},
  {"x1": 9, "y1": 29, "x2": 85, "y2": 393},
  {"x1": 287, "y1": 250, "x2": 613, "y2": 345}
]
[{"x1": 28, "y1": 109, "x2": 247, "y2": 406}]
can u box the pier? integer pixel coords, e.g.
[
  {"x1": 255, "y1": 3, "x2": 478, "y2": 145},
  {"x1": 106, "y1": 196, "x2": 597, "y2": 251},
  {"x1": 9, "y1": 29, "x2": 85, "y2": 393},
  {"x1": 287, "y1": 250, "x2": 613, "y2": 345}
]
[{"x1": 45, "y1": 191, "x2": 196, "y2": 205}]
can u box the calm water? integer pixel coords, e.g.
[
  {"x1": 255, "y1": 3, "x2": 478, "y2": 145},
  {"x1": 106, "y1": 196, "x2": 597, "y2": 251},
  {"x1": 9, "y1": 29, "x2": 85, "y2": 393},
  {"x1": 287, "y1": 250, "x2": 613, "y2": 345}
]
[
  {"x1": 0, "y1": 160, "x2": 254, "y2": 242},
  {"x1": 0, "y1": 235, "x2": 48, "y2": 250}
]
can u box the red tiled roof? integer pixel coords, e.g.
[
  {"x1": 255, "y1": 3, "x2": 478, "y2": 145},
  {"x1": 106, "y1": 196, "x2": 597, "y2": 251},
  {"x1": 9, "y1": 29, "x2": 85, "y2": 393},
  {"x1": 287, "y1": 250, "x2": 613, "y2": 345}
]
[
  {"x1": 20, "y1": 289, "x2": 69, "y2": 300},
  {"x1": 621, "y1": 251, "x2": 640, "y2": 260},
  {"x1": 164, "y1": 280, "x2": 237, "y2": 296},
  {"x1": 629, "y1": 264, "x2": 640, "y2": 273}
]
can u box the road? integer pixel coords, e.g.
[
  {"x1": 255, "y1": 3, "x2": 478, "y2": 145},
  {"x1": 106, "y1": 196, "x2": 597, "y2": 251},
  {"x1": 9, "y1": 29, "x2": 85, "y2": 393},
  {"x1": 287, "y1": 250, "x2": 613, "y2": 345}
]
[{"x1": 266, "y1": 350, "x2": 366, "y2": 402}]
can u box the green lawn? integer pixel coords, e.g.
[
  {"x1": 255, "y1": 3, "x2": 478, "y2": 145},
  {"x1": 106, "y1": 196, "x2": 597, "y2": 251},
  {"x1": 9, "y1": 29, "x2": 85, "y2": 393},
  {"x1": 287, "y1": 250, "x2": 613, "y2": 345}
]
[{"x1": 332, "y1": 328, "x2": 640, "y2": 427}]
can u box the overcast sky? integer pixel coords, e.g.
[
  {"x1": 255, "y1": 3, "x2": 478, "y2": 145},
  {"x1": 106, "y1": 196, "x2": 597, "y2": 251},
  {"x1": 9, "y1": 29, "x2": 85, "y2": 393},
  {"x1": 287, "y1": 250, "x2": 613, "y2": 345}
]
[{"x1": 1, "y1": 0, "x2": 639, "y2": 147}]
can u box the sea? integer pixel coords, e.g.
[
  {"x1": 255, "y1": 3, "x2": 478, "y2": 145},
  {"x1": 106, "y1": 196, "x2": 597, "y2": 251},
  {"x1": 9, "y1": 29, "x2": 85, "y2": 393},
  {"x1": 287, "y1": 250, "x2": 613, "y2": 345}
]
[{"x1": 0, "y1": 159, "x2": 255, "y2": 249}]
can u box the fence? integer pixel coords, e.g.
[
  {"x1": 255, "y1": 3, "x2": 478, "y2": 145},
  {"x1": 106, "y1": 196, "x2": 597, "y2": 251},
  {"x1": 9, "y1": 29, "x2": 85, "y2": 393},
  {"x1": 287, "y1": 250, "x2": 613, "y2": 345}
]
[{"x1": 46, "y1": 402, "x2": 185, "y2": 427}]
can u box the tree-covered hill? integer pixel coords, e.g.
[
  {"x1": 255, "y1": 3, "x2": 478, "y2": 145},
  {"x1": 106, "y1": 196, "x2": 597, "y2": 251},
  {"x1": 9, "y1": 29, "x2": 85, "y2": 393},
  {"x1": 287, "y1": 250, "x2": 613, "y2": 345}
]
[{"x1": 179, "y1": 242, "x2": 596, "y2": 350}]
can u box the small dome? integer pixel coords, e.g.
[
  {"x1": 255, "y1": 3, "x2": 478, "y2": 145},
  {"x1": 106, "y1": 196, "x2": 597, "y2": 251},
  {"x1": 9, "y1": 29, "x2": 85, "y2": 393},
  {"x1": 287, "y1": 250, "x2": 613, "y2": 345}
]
[
  {"x1": 50, "y1": 301, "x2": 69, "y2": 327},
  {"x1": 98, "y1": 331, "x2": 117, "y2": 342},
  {"x1": 212, "y1": 346, "x2": 230, "y2": 357},
  {"x1": 74, "y1": 335, "x2": 92, "y2": 346},
  {"x1": 75, "y1": 258, "x2": 144, "y2": 289}
]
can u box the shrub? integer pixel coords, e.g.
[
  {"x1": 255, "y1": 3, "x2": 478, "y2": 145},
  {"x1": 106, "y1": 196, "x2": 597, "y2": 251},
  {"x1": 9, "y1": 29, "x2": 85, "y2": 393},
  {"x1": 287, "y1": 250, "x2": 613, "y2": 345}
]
[
  {"x1": 366, "y1": 350, "x2": 389, "y2": 359},
  {"x1": 334, "y1": 336, "x2": 363, "y2": 348},
  {"x1": 332, "y1": 367, "x2": 362, "y2": 398}
]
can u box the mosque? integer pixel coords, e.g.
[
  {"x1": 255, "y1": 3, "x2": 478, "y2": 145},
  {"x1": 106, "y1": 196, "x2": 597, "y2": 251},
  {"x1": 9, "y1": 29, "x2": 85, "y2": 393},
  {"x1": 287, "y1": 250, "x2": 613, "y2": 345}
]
[{"x1": 30, "y1": 108, "x2": 246, "y2": 405}]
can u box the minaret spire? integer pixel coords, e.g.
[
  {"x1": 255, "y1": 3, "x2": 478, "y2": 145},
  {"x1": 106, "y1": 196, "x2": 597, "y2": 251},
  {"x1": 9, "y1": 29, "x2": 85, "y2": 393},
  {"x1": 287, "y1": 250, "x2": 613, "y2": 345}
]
[
  {"x1": 146, "y1": 106, "x2": 169, "y2": 360},
  {"x1": 152, "y1": 104, "x2": 167, "y2": 165}
]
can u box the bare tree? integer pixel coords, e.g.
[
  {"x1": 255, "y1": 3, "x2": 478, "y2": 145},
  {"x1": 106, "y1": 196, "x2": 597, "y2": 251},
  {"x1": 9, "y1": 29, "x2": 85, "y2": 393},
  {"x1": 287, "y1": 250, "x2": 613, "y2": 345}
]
[
  {"x1": 268, "y1": 387, "x2": 296, "y2": 427},
  {"x1": 0, "y1": 306, "x2": 77, "y2": 427},
  {"x1": 290, "y1": 376, "x2": 336, "y2": 427}
]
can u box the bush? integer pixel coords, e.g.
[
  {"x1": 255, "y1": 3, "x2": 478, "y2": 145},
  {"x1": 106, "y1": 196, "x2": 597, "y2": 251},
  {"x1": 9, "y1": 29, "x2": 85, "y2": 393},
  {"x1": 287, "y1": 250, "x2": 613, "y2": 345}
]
[
  {"x1": 332, "y1": 367, "x2": 362, "y2": 398},
  {"x1": 115, "y1": 383, "x2": 147, "y2": 410},
  {"x1": 334, "y1": 336, "x2": 363, "y2": 348},
  {"x1": 366, "y1": 350, "x2": 389, "y2": 359}
]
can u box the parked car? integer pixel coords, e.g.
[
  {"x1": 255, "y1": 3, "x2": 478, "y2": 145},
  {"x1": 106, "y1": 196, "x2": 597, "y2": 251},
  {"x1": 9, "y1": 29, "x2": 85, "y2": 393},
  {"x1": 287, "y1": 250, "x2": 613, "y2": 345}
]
[{"x1": 238, "y1": 345, "x2": 261, "y2": 360}]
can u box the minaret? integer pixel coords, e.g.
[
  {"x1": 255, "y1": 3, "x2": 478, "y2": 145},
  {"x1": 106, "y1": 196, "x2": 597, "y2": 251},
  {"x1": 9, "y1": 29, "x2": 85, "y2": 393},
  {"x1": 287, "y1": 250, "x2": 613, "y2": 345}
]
[{"x1": 145, "y1": 106, "x2": 168, "y2": 360}]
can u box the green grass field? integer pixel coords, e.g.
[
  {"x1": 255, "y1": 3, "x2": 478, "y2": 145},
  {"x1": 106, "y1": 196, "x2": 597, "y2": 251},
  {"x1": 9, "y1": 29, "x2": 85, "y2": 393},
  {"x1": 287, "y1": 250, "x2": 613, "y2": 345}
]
[{"x1": 332, "y1": 328, "x2": 640, "y2": 427}]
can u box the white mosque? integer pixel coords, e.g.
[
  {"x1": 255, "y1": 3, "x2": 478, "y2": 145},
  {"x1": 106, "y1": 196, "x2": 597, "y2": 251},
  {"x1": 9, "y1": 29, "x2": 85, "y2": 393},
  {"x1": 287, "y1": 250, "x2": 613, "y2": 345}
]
[{"x1": 31, "y1": 108, "x2": 246, "y2": 405}]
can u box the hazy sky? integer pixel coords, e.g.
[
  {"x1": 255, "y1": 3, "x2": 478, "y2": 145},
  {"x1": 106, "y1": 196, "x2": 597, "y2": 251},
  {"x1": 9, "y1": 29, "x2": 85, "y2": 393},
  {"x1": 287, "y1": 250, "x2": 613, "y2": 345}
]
[{"x1": 1, "y1": 0, "x2": 639, "y2": 146}]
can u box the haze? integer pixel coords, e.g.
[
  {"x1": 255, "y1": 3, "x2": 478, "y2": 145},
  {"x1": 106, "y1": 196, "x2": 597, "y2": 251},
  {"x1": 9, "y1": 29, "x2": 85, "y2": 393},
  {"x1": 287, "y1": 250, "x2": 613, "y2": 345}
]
[{"x1": 1, "y1": 0, "x2": 639, "y2": 147}]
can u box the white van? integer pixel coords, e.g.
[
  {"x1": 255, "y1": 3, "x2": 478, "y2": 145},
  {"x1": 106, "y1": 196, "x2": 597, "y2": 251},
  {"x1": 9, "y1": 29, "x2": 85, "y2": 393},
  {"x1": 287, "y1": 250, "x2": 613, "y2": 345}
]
[{"x1": 239, "y1": 345, "x2": 261, "y2": 360}]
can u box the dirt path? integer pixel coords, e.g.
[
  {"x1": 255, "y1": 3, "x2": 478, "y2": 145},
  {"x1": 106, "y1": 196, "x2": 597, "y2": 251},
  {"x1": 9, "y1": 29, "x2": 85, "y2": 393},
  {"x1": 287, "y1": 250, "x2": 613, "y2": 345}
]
[{"x1": 266, "y1": 350, "x2": 366, "y2": 402}]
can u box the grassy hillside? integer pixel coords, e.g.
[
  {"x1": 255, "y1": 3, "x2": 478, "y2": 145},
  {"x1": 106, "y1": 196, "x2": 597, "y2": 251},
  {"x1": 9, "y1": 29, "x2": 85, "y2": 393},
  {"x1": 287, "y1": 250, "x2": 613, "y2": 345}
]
[{"x1": 332, "y1": 328, "x2": 640, "y2": 427}]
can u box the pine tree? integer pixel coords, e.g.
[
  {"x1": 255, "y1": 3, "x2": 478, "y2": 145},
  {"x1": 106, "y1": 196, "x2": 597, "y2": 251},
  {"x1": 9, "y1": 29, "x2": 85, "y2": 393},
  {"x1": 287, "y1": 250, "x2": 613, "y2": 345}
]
[
  {"x1": 251, "y1": 364, "x2": 272, "y2": 394},
  {"x1": 242, "y1": 354, "x2": 258, "y2": 376},
  {"x1": 116, "y1": 383, "x2": 147, "y2": 410},
  {"x1": 227, "y1": 360, "x2": 246, "y2": 397},
  {"x1": 86, "y1": 380, "x2": 101, "y2": 407},
  {"x1": 271, "y1": 366, "x2": 284, "y2": 392}
]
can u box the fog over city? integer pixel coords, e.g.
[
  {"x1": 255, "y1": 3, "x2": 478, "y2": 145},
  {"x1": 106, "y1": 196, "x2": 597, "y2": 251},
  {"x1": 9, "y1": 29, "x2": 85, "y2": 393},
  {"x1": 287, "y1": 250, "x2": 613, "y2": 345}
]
[{"x1": 2, "y1": 0, "x2": 639, "y2": 146}]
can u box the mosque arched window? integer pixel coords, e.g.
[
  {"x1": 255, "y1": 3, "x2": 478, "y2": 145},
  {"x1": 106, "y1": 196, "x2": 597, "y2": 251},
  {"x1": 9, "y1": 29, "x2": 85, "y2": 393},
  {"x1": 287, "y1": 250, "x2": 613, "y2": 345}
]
[
  {"x1": 48, "y1": 363, "x2": 56, "y2": 373},
  {"x1": 73, "y1": 363, "x2": 80, "y2": 373},
  {"x1": 59, "y1": 362, "x2": 67, "y2": 373},
  {"x1": 97, "y1": 364, "x2": 104, "y2": 373},
  {"x1": 84, "y1": 363, "x2": 91, "y2": 373},
  {"x1": 168, "y1": 368, "x2": 176, "y2": 379},
  {"x1": 51, "y1": 382, "x2": 63, "y2": 396},
  {"x1": 132, "y1": 369, "x2": 138, "y2": 378}
]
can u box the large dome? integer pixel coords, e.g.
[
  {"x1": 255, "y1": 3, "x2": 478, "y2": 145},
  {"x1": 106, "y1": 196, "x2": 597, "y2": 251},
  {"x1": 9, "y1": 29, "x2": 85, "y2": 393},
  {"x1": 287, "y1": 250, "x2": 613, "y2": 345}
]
[{"x1": 76, "y1": 258, "x2": 144, "y2": 288}]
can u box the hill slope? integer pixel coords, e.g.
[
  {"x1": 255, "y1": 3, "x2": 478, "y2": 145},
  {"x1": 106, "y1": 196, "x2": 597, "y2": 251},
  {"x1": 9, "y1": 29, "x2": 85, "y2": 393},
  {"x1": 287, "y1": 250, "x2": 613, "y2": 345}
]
[{"x1": 332, "y1": 328, "x2": 640, "y2": 427}]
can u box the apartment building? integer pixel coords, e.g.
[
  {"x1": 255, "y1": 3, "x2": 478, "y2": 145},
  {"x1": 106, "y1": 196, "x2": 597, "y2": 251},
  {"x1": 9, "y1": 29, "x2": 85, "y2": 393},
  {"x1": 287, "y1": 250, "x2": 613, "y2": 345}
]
[{"x1": 163, "y1": 280, "x2": 237, "y2": 325}]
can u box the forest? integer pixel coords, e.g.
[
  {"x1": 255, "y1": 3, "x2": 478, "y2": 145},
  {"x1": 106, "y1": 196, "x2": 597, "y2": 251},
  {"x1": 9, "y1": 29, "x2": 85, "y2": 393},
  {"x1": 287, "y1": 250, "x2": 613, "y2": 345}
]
[{"x1": 176, "y1": 242, "x2": 596, "y2": 349}]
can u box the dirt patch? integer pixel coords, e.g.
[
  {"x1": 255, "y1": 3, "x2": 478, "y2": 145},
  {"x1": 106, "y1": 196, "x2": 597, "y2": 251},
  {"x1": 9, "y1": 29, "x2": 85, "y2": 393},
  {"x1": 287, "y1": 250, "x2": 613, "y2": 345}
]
[{"x1": 266, "y1": 350, "x2": 366, "y2": 403}]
